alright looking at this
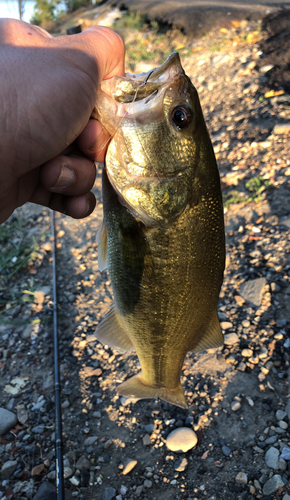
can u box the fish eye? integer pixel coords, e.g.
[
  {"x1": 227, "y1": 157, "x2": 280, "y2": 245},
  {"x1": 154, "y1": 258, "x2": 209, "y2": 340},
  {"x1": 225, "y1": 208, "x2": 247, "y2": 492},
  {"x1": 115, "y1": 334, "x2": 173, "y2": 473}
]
[{"x1": 171, "y1": 106, "x2": 193, "y2": 129}]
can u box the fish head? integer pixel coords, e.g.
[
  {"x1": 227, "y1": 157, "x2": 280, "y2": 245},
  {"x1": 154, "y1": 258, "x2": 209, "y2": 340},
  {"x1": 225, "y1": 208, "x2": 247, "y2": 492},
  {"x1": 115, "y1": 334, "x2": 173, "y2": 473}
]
[{"x1": 94, "y1": 52, "x2": 210, "y2": 227}]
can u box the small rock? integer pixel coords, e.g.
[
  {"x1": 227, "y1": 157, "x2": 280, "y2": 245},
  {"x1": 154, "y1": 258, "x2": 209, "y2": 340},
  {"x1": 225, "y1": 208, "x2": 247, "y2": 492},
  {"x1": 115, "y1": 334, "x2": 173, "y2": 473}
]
[
  {"x1": 0, "y1": 408, "x2": 18, "y2": 435},
  {"x1": 76, "y1": 455, "x2": 90, "y2": 470},
  {"x1": 31, "y1": 464, "x2": 45, "y2": 476},
  {"x1": 241, "y1": 349, "x2": 253, "y2": 358},
  {"x1": 70, "y1": 476, "x2": 80, "y2": 486},
  {"x1": 102, "y1": 487, "x2": 116, "y2": 500},
  {"x1": 166, "y1": 427, "x2": 198, "y2": 453},
  {"x1": 122, "y1": 458, "x2": 138, "y2": 475},
  {"x1": 143, "y1": 479, "x2": 152, "y2": 488},
  {"x1": 276, "y1": 410, "x2": 287, "y2": 421},
  {"x1": 278, "y1": 458, "x2": 287, "y2": 471},
  {"x1": 231, "y1": 401, "x2": 241, "y2": 411},
  {"x1": 120, "y1": 485, "x2": 128, "y2": 495},
  {"x1": 222, "y1": 445, "x2": 231, "y2": 456},
  {"x1": 142, "y1": 434, "x2": 151, "y2": 446},
  {"x1": 235, "y1": 472, "x2": 248, "y2": 485},
  {"x1": 273, "y1": 123, "x2": 290, "y2": 134},
  {"x1": 144, "y1": 423, "x2": 154, "y2": 433},
  {"x1": 265, "y1": 435, "x2": 277, "y2": 445},
  {"x1": 135, "y1": 485, "x2": 143, "y2": 497},
  {"x1": 220, "y1": 321, "x2": 233, "y2": 330},
  {"x1": 32, "y1": 481, "x2": 56, "y2": 500},
  {"x1": 84, "y1": 436, "x2": 98, "y2": 446},
  {"x1": 240, "y1": 277, "x2": 266, "y2": 307},
  {"x1": 280, "y1": 447, "x2": 290, "y2": 460},
  {"x1": 283, "y1": 494, "x2": 290, "y2": 500},
  {"x1": 224, "y1": 332, "x2": 239, "y2": 345},
  {"x1": 174, "y1": 457, "x2": 188, "y2": 472},
  {"x1": 265, "y1": 447, "x2": 279, "y2": 469},
  {"x1": 64, "y1": 467, "x2": 73, "y2": 479},
  {"x1": 1, "y1": 460, "x2": 18, "y2": 479},
  {"x1": 21, "y1": 324, "x2": 33, "y2": 340},
  {"x1": 263, "y1": 474, "x2": 285, "y2": 495},
  {"x1": 279, "y1": 421, "x2": 288, "y2": 430},
  {"x1": 17, "y1": 408, "x2": 28, "y2": 425},
  {"x1": 32, "y1": 425, "x2": 45, "y2": 433}
]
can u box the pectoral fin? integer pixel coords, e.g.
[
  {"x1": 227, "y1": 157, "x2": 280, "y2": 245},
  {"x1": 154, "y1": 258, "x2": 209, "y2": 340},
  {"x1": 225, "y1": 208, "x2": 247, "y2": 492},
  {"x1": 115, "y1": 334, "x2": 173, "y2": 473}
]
[
  {"x1": 190, "y1": 311, "x2": 224, "y2": 353},
  {"x1": 96, "y1": 220, "x2": 107, "y2": 271},
  {"x1": 117, "y1": 373, "x2": 187, "y2": 409},
  {"x1": 88, "y1": 305, "x2": 134, "y2": 353}
]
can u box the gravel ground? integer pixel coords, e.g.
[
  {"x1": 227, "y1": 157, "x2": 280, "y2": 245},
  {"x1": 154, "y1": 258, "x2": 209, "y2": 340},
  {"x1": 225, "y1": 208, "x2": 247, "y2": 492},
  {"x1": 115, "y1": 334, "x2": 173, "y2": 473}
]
[{"x1": 1, "y1": 12, "x2": 290, "y2": 500}]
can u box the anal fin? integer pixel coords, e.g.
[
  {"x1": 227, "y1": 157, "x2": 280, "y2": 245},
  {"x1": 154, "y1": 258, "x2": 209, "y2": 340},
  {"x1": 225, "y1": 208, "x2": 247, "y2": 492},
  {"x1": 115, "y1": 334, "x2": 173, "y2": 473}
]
[
  {"x1": 190, "y1": 311, "x2": 224, "y2": 353},
  {"x1": 87, "y1": 305, "x2": 134, "y2": 353},
  {"x1": 117, "y1": 373, "x2": 187, "y2": 409}
]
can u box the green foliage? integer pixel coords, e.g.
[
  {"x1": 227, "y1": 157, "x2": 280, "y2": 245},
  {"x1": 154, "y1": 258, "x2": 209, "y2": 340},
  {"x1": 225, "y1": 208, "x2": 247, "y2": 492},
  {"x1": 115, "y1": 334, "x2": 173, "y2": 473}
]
[
  {"x1": 63, "y1": 0, "x2": 90, "y2": 13},
  {"x1": 0, "y1": 217, "x2": 46, "y2": 286},
  {"x1": 223, "y1": 177, "x2": 273, "y2": 207},
  {"x1": 30, "y1": 0, "x2": 61, "y2": 25},
  {"x1": 113, "y1": 11, "x2": 148, "y2": 31}
]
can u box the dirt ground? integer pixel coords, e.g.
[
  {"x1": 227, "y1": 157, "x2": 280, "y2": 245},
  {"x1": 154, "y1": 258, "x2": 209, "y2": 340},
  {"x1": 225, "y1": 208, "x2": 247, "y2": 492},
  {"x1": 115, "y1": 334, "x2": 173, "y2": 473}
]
[{"x1": 1, "y1": 8, "x2": 290, "y2": 500}]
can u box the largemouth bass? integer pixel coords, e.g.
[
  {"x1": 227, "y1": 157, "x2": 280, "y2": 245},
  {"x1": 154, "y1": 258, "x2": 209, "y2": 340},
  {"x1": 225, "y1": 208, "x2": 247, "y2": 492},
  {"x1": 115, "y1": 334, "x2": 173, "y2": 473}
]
[{"x1": 91, "y1": 52, "x2": 225, "y2": 409}]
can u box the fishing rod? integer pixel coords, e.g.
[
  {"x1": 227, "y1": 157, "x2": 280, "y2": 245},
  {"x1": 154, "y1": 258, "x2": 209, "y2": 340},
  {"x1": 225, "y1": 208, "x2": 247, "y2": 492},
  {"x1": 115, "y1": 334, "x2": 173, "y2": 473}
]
[{"x1": 51, "y1": 210, "x2": 65, "y2": 499}]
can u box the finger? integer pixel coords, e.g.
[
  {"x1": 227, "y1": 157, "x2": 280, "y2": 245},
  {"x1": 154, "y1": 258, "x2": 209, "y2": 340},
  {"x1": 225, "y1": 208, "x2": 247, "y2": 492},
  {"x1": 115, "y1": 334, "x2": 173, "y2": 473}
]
[
  {"x1": 30, "y1": 183, "x2": 96, "y2": 219},
  {"x1": 40, "y1": 155, "x2": 96, "y2": 196},
  {"x1": 77, "y1": 119, "x2": 111, "y2": 162},
  {"x1": 51, "y1": 192, "x2": 96, "y2": 219}
]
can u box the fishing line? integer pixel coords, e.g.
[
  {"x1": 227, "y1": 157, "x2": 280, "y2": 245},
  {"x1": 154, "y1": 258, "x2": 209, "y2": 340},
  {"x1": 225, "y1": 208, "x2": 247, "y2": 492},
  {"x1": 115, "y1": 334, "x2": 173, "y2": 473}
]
[{"x1": 51, "y1": 210, "x2": 64, "y2": 499}]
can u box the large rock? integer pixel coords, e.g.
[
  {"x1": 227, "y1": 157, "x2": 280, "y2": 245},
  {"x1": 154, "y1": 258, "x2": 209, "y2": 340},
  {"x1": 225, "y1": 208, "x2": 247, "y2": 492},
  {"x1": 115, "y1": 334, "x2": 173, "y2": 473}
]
[
  {"x1": 263, "y1": 475, "x2": 285, "y2": 495},
  {"x1": 166, "y1": 428, "x2": 198, "y2": 453},
  {"x1": 265, "y1": 447, "x2": 280, "y2": 469},
  {"x1": 0, "y1": 408, "x2": 17, "y2": 435},
  {"x1": 240, "y1": 278, "x2": 266, "y2": 306},
  {"x1": 1, "y1": 460, "x2": 18, "y2": 479},
  {"x1": 102, "y1": 487, "x2": 116, "y2": 500},
  {"x1": 32, "y1": 482, "x2": 57, "y2": 500}
]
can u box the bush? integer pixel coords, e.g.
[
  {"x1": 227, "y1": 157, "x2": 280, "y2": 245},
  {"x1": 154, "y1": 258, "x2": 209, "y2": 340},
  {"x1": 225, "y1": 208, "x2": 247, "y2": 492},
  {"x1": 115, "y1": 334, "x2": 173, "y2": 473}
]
[{"x1": 30, "y1": 0, "x2": 61, "y2": 26}]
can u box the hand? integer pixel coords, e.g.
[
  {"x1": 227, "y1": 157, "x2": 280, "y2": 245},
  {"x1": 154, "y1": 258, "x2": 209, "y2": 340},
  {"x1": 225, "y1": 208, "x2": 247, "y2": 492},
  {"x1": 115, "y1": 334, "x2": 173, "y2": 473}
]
[{"x1": 0, "y1": 19, "x2": 125, "y2": 224}]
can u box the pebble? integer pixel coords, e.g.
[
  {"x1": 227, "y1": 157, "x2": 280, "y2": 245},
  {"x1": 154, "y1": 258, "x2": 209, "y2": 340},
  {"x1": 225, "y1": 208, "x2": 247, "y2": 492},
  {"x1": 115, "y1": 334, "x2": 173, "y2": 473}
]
[
  {"x1": 31, "y1": 464, "x2": 45, "y2": 476},
  {"x1": 70, "y1": 476, "x2": 80, "y2": 486},
  {"x1": 64, "y1": 467, "x2": 73, "y2": 478},
  {"x1": 143, "y1": 479, "x2": 152, "y2": 488},
  {"x1": 102, "y1": 487, "x2": 116, "y2": 500},
  {"x1": 84, "y1": 436, "x2": 98, "y2": 446},
  {"x1": 135, "y1": 485, "x2": 143, "y2": 497},
  {"x1": 76, "y1": 455, "x2": 90, "y2": 470},
  {"x1": 276, "y1": 409, "x2": 287, "y2": 421},
  {"x1": 174, "y1": 457, "x2": 188, "y2": 472},
  {"x1": 222, "y1": 445, "x2": 231, "y2": 456},
  {"x1": 280, "y1": 447, "x2": 290, "y2": 460},
  {"x1": 220, "y1": 321, "x2": 233, "y2": 330},
  {"x1": 235, "y1": 472, "x2": 248, "y2": 485},
  {"x1": 265, "y1": 447, "x2": 279, "y2": 469},
  {"x1": 240, "y1": 277, "x2": 266, "y2": 306},
  {"x1": 142, "y1": 434, "x2": 151, "y2": 446},
  {"x1": 166, "y1": 428, "x2": 198, "y2": 453},
  {"x1": 241, "y1": 348, "x2": 253, "y2": 358},
  {"x1": 273, "y1": 123, "x2": 290, "y2": 134},
  {"x1": 0, "y1": 408, "x2": 18, "y2": 435},
  {"x1": 224, "y1": 332, "x2": 239, "y2": 345},
  {"x1": 283, "y1": 495, "x2": 290, "y2": 500},
  {"x1": 122, "y1": 458, "x2": 138, "y2": 475},
  {"x1": 231, "y1": 401, "x2": 241, "y2": 411},
  {"x1": 32, "y1": 425, "x2": 45, "y2": 433},
  {"x1": 32, "y1": 482, "x2": 56, "y2": 500},
  {"x1": 265, "y1": 435, "x2": 277, "y2": 445},
  {"x1": 263, "y1": 474, "x2": 285, "y2": 495},
  {"x1": 0, "y1": 460, "x2": 18, "y2": 479},
  {"x1": 279, "y1": 421, "x2": 288, "y2": 430}
]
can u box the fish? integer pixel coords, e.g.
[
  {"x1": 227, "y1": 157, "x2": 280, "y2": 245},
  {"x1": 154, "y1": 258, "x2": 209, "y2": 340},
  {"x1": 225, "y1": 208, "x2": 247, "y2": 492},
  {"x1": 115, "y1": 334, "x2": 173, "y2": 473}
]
[{"x1": 90, "y1": 52, "x2": 225, "y2": 409}]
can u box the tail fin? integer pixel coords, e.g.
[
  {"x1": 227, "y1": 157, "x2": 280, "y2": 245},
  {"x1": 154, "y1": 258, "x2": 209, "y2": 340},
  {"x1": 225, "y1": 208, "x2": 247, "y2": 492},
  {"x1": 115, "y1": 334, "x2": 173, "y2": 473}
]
[{"x1": 117, "y1": 373, "x2": 187, "y2": 409}]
